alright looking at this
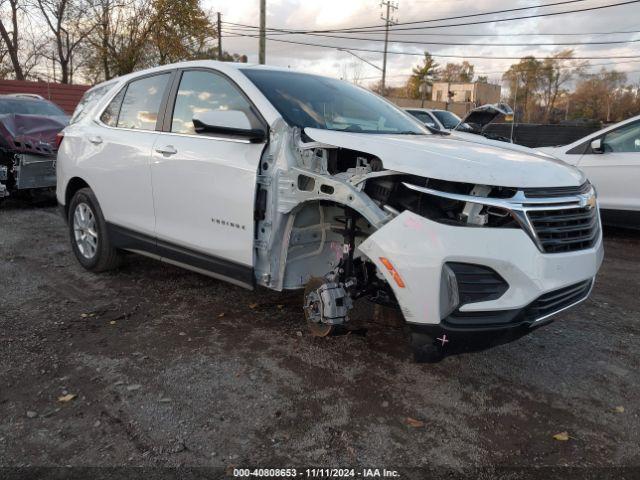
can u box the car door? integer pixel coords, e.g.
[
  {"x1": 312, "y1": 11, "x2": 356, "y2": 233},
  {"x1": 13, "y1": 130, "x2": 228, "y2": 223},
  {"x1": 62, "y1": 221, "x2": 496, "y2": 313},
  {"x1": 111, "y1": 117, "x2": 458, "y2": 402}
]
[
  {"x1": 150, "y1": 68, "x2": 267, "y2": 288},
  {"x1": 88, "y1": 71, "x2": 173, "y2": 237},
  {"x1": 577, "y1": 120, "x2": 640, "y2": 212}
]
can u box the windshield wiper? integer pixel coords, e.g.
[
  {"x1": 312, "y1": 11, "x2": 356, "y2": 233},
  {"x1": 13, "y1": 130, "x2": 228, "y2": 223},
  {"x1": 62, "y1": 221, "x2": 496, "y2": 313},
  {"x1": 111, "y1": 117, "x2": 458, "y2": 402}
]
[{"x1": 423, "y1": 125, "x2": 450, "y2": 136}]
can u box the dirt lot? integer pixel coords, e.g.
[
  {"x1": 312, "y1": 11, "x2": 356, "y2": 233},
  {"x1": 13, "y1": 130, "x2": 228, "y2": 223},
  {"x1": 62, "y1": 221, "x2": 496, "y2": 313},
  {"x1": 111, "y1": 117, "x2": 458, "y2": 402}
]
[{"x1": 1, "y1": 198, "x2": 639, "y2": 472}]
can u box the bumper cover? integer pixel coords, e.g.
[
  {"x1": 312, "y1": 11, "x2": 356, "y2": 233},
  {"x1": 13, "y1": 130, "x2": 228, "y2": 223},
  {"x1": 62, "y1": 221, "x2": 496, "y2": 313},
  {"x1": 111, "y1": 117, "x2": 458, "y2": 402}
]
[{"x1": 358, "y1": 211, "x2": 603, "y2": 328}]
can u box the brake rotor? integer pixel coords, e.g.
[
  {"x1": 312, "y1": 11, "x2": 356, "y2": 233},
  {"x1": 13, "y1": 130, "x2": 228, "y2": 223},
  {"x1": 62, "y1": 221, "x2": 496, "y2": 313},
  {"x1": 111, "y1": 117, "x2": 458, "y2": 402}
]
[{"x1": 303, "y1": 277, "x2": 335, "y2": 337}]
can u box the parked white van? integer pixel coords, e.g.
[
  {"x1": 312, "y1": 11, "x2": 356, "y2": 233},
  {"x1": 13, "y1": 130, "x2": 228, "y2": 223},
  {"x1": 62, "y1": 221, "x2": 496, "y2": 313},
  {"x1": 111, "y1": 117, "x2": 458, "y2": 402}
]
[{"x1": 56, "y1": 61, "x2": 603, "y2": 362}]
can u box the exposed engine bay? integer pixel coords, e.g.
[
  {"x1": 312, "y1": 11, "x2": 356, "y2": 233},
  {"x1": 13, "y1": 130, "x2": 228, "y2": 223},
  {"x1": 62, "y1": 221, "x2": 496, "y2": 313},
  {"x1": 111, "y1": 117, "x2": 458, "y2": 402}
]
[{"x1": 253, "y1": 121, "x2": 524, "y2": 336}]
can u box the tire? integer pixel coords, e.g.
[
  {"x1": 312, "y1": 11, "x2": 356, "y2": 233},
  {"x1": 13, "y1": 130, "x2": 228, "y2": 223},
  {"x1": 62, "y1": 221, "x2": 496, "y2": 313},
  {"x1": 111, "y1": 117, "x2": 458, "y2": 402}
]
[{"x1": 68, "y1": 187, "x2": 122, "y2": 272}]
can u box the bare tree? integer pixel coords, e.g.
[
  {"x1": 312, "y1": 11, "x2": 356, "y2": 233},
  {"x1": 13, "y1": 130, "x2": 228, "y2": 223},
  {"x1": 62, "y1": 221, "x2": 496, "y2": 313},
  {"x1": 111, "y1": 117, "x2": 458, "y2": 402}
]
[
  {"x1": 34, "y1": 0, "x2": 96, "y2": 83},
  {"x1": 341, "y1": 60, "x2": 363, "y2": 85},
  {"x1": 0, "y1": 0, "x2": 25, "y2": 79}
]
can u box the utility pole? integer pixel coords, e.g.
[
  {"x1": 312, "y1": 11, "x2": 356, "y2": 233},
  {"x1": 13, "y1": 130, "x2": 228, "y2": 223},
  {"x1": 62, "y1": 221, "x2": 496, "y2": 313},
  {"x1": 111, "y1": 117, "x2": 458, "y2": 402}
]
[
  {"x1": 259, "y1": 0, "x2": 266, "y2": 64},
  {"x1": 380, "y1": 0, "x2": 398, "y2": 95},
  {"x1": 217, "y1": 12, "x2": 223, "y2": 59}
]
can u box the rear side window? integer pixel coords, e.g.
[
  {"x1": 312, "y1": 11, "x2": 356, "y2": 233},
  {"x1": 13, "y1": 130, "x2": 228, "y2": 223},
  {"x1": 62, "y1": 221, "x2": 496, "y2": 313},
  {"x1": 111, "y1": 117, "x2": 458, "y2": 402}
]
[
  {"x1": 116, "y1": 73, "x2": 170, "y2": 131},
  {"x1": 70, "y1": 84, "x2": 111, "y2": 124},
  {"x1": 170, "y1": 70, "x2": 257, "y2": 135},
  {"x1": 408, "y1": 110, "x2": 435, "y2": 126}
]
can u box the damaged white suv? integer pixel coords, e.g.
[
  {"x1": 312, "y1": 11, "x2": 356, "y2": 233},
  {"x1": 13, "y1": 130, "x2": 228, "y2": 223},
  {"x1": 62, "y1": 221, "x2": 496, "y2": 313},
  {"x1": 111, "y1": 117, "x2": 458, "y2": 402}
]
[{"x1": 57, "y1": 61, "x2": 603, "y2": 362}]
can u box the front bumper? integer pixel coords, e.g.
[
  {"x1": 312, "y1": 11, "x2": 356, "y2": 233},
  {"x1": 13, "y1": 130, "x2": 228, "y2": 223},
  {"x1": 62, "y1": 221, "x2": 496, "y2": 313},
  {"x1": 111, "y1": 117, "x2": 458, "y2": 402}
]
[{"x1": 358, "y1": 210, "x2": 604, "y2": 330}]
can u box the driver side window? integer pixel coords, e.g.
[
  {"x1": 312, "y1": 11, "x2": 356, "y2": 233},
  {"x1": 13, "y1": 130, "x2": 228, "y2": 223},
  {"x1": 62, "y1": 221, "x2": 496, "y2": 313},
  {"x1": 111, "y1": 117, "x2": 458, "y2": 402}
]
[
  {"x1": 602, "y1": 121, "x2": 640, "y2": 153},
  {"x1": 171, "y1": 70, "x2": 257, "y2": 135}
]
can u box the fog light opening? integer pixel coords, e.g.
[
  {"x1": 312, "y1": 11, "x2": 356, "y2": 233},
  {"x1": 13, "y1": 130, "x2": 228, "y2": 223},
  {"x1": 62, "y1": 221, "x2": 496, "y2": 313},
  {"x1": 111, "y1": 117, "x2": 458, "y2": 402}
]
[{"x1": 440, "y1": 264, "x2": 460, "y2": 318}]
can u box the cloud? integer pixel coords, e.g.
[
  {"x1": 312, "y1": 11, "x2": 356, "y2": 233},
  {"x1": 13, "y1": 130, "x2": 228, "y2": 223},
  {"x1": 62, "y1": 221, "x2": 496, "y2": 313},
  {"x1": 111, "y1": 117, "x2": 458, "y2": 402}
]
[{"x1": 204, "y1": 0, "x2": 640, "y2": 85}]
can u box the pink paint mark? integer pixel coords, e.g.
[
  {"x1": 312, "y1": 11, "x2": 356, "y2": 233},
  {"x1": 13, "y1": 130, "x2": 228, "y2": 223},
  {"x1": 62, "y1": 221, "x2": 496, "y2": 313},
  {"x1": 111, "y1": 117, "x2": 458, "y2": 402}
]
[
  {"x1": 330, "y1": 241, "x2": 344, "y2": 262},
  {"x1": 403, "y1": 216, "x2": 423, "y2": 231}
]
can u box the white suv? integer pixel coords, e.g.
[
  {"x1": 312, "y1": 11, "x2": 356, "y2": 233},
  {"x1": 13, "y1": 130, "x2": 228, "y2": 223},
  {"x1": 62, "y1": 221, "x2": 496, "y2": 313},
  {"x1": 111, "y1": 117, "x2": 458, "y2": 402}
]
[{"x1": 57, "y1": 61, "x2": 604, "y2": 362}]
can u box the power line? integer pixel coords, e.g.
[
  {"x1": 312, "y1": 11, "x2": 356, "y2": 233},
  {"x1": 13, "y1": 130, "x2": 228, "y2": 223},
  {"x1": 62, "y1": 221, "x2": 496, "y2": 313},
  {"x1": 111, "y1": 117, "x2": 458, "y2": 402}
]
[
  {"x1": 224, "y1": 0, "x2": 590, "y2": 34},
  {"x1": 221, "y1": 0, "x2": 640, "y2": 35},
  {"x1": 220, "y1": 30, "x2": 640, "y2": 60},
  {"x1": 324, "y1": 0, "x2": 592, "y2": 31},
  {"x1": 223, "y1": 22, "x2": 640, "y2": 37},
  {"x1": 221, "y1": 25, "x2": 640, "y2": 47}
]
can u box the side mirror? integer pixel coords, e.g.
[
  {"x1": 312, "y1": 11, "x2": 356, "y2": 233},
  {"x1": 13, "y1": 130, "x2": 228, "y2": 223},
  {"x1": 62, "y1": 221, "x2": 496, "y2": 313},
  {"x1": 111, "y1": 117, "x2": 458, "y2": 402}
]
[
  {"x1": 590, "y1": 138, "x2": 604, "y2": 154},
  {"x1": 192, "y1": 110, "x2": 266, "y2": 142},
  {"x1": 425, "y1": 122, "x2": 438, "y2": 130}
]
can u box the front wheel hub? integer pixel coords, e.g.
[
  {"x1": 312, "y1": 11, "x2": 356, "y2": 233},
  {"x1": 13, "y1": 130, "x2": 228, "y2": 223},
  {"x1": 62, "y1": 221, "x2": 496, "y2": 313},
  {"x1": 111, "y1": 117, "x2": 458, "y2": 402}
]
[{"x1": 303, "y1": 277, "x2": 353, "y2": 337}]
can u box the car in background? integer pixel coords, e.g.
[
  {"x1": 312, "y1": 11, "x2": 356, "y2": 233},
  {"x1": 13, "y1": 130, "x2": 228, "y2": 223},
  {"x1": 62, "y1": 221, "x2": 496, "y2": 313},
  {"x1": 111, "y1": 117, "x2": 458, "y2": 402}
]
[
  {"x1": 539, "y1": 115, "x2": 640, "y2": 229},
  {"x1": 404, "y1": 107, "x2": 464, "y2": 131},
  {"x1": 405, "y1": 104, "x2": 561, "y2": 162},
  {"x1": 406, "y1": 104, "x2": 514, "y2": 142},
  {"x1": 0, "y1": 94, "x2": 69, "y2": 200}
]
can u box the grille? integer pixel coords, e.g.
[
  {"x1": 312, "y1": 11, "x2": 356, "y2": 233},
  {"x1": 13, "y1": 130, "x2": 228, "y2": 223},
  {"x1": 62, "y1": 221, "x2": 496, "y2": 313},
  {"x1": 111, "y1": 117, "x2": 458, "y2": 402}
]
[
  {"x1": 447, "y1": 262, "x2": 508, "y2": 304},
  {"x1": 523, "y1": 182, "x2": 591, "y2": 198},
  {"x1": 527, "y1": 206, "x2": 599, "y2": 253},
  {"x1": 524, "y1": 279, "x2": 592, "y2": 321}
]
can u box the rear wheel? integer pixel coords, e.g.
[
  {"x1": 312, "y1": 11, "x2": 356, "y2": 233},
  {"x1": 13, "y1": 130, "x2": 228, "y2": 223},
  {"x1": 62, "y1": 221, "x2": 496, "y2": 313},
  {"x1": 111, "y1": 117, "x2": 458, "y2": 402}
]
[{"x1": 68, "y1": 187, "x2": 122, "y2": 272}]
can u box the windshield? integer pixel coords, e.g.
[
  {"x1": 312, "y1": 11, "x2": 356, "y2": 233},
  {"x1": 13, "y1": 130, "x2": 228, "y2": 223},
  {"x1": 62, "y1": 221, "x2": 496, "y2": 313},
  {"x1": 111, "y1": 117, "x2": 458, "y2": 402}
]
[
  {"x1": 0, "y1": 98, "x2": 66, "y2": 116},
  {"x1": 431, "y1": 110, "x2": 462, "y2": 130},
  {"x1": 242, "y1": 69, "x2": 426, "y2": 134}
]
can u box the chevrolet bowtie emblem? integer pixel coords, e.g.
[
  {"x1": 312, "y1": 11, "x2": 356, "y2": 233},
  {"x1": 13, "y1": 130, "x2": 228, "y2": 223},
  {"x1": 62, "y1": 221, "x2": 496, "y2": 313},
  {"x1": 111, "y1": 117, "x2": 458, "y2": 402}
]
[{"x1": 581, "y1": 194, "x2": 597, "y2": 210}]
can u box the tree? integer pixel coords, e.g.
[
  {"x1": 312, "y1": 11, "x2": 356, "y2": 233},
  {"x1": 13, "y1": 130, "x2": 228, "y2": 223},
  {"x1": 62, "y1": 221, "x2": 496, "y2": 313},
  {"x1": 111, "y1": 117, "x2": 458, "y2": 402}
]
[
  {"x1": 81, "y1": 0, "x2": 236, "y2": 82},
  {"x1": 150, "y1": 0, "x2": 214, "y2": 65},
  {"x1": 439, "y1": 61, "x2": 474, "y2": 83},
  {"x1": 476, "y1": 75, "x2": 488, "y2": 84},
  {"x1": 405, "y1": 51, "x2": 438, "y2": 98},
  {"x1": 538, "y1": 49, "x2": 587, "y2": 122},
  {"x1": 35, "y1": 0, "x2": 97, "y2": 83},
  {"x1": 569, "y1": 69, "x2": 629, "y2": 122},
  {"x1": 340, "y1": 60, "x2": 363, "y2": 85},
  {"x1": 0, "y1": 0, "x2": 24, "y2": 79},
  {"x1": 503, "y1": 56, "x2": 542, "y2": 122}
]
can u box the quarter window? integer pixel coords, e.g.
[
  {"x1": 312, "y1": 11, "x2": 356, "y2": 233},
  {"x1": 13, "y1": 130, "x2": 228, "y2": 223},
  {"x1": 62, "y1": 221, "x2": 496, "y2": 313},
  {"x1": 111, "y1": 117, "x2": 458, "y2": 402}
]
[
  {"x1": 100, "y1": 88, "x2": 125, "y2": 127},
  {"x1": 71, "y1": 84, "x2": 111, "y2": 124},
  {"x1": 116, "y1": 73, "x2": 171, "y2": 130},
  {"x1": 602, "y1": 121, "x2": 640, "y2": 153},
  {"x1": 171, "y1": 70, "x2": 257, "y2": 135}
]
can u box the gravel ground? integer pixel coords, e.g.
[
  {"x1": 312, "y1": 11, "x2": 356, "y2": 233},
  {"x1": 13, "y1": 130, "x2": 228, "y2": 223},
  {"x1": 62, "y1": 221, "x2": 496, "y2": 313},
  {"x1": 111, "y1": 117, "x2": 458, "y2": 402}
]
[{"x1": 1, "y1": 198, "x2": 639, "y2": 473}]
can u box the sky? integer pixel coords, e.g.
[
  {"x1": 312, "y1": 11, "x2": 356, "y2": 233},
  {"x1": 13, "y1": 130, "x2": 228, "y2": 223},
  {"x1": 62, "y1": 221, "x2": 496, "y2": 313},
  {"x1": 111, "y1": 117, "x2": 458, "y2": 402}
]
[{"x1": 202, "y1": 0, "x2": 640, "y2": 88}]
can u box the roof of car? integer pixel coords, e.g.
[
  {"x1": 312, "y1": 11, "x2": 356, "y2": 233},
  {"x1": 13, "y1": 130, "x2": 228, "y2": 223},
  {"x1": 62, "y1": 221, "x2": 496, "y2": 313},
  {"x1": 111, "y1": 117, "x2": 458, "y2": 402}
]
[
  {"x1": 405, "y1": 108, "x2": 450, "y2": 114},
  {"x1": 86, "y1": 60, "x2": 330, "y2": 94},
  {"x1": 0, "y1": 93, "x2": 48, "y2": 101}
]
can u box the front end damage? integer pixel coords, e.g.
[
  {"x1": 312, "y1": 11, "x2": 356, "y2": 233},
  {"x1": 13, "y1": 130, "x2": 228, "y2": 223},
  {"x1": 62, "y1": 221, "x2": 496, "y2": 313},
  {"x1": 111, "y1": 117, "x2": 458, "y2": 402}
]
[
  {"x1": 0, "y1": 114, "x2": 65, "y2": 199},
  {"x1": 254, "y1": 121, "x2": 604, "y2": 361}
]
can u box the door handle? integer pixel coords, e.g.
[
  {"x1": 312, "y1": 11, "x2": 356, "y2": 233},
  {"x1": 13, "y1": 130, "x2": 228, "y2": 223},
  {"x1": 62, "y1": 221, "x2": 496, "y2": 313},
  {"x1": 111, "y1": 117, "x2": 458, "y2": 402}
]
[
  {"x1": 88, "y1": 136, "x2": 103, "y2": 145},
  {"x1": 155, "y1": 145, "x2": 177, "y2": 155}
]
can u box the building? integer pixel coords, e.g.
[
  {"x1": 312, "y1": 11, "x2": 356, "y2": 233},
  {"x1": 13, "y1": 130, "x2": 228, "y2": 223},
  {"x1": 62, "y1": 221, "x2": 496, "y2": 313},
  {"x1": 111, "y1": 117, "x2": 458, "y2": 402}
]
[{"x1": 431, "y1": 81, "x2": 501, "y2": 106}]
